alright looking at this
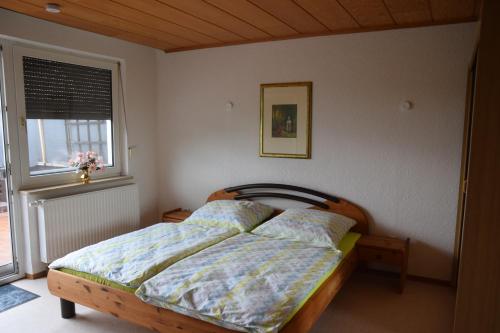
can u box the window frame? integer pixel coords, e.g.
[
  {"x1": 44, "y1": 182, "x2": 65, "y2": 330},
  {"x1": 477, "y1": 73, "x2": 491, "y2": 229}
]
[{"x1": 12, "y1": 46, "x2": 122, "y2": 188}]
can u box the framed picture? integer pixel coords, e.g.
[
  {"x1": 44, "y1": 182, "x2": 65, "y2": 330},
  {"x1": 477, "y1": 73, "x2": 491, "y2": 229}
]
[{"x1": 260, "y1": 82, "x2": 312, "y2": 158}]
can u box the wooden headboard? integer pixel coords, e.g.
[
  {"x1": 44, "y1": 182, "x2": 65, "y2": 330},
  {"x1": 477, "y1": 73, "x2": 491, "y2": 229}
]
[{"x1": 207, "y1": 183, "x2": 369, "y2": 235}]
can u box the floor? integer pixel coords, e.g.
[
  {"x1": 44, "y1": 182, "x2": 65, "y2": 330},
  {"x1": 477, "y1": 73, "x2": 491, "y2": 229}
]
[
  {"x1": 0, "y1": 212, "x2": 11, "y2": 267},
  {"x1": 0, "y1": 271, "x2": 455, "y2": 333}
]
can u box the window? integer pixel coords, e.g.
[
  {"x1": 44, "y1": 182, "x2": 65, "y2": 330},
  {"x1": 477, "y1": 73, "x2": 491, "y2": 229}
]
[
  {"x1": 27, "y1": 119, "x2": 112, "y2": 175},
  {"x1": 13, "y1": 46, "x2": 121, "y2": 186}
]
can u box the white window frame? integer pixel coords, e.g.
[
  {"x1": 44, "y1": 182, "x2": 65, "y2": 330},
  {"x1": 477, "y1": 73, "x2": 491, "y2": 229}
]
[{"x1": 12, "y1": 45, "x2": 122, "y2": 188}]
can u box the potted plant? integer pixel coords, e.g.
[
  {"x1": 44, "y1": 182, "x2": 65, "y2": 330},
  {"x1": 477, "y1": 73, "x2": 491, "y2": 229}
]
[{"x1": 69, "y1": 151, "x2": 104, "y2": 184}]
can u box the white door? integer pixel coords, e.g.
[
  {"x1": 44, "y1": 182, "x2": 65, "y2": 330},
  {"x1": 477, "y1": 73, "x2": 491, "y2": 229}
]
[{"x1": 0, "y1": 45, "x2": 21, "y2": 284}]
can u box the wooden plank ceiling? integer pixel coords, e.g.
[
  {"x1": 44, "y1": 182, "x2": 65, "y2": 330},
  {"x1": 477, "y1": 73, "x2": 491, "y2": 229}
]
[{"x1": 0, "y1": 0, "x2": 481, "y2": 53}]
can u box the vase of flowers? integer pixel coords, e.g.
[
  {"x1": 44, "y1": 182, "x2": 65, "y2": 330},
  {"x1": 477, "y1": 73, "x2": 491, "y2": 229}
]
[{"x1": 69, "y1": 151, "x2": 104, "y2": 184}]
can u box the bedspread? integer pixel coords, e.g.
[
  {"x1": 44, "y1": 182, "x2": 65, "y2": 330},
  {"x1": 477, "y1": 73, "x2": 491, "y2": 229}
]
[
  {"x1": 136, "y1": 232, "x2": 360, "y2": 332},
  {"x1": 49, "y1": 222, "x2": 238, "y2": 289}
]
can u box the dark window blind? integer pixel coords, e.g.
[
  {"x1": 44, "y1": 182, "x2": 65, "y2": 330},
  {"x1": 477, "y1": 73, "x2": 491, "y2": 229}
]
[{"x1": 23, "y1": 56, "x2": 112, "y2": 120}]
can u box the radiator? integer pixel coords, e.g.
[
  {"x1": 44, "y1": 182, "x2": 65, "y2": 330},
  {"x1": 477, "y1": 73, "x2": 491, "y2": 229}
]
[{"x1": 35, "y1": 184, "x2": 140, "y2": 263}]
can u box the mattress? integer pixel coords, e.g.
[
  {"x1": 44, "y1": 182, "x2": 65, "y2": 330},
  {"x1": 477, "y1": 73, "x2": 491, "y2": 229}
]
[
  {"x1": 135, "y1": 232, "x2": 361, "y2": 333},
  {"x1": 49, "y1": 222, "x2": 238, "y2": 289}
]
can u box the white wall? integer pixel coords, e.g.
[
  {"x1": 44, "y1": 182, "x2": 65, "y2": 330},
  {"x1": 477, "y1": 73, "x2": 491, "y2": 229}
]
[
  {"x1": 0, "y1": 9, "x2": 159, "y2": 224},
  {"x1": 156, "y1": 23, "x2": 476, "y2": 281}
]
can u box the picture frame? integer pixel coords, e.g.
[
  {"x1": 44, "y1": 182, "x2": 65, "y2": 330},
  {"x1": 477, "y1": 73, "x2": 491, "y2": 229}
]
[{"x1": 260, "y1": 82, "x2": 312, "y2": 159}]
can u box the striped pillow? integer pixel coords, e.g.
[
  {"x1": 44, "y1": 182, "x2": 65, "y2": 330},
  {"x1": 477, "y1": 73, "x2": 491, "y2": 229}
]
[
  {"x1": 183, "y1": 200, "x2": 274, "y2": 232},
  {"x1": 252, "y1": 208, "x2": 356, "y2": 249}
]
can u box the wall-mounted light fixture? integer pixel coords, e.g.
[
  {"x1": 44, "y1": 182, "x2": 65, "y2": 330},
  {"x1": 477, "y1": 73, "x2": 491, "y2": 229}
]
[{"x1": 400, "y1": 100, "x2": 413, "y2": 112}]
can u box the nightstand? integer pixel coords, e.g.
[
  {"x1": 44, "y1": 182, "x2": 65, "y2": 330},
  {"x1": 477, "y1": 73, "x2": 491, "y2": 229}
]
[
  {"x1": 162, "y1": 208, "x2": 192, "y2": 223},
  {"x1": 357, "y1": 235, "x2": 410, "y2": 293}
]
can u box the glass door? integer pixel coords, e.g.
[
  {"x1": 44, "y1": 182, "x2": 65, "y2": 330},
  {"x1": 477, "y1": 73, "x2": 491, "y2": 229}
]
[{"x1": 0, "y1": 48, "x2": 16, "y2": 281}]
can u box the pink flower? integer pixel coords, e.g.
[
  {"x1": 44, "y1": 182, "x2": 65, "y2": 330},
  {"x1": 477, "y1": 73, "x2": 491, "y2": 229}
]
[{"x1": 69, "y1": 151, "x2": 106, "y2": 175}]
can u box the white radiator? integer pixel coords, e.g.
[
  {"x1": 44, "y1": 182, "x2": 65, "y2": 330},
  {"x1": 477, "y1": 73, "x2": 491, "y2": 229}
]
[{"x1": 35, "y1": 184, "x2": 140, "y2": 263}]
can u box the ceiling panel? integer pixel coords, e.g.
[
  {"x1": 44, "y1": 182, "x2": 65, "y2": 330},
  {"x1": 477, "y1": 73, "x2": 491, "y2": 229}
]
[
  {"x1": 204, "y1": 0, "x2": 297, "y2": 36},
  {"x1": 429, "y1": 0, "x2": 476, "y2": 21},
  {"x1": 294, "y1": 0, "x2": 359, "y2": 31},
  {"x1": 112, "y1": 0, "x2": 243, "y2": 43},
  {"x1": 0, "y1": 0, "x2": 481, "y2": 52},
  {"x1": 338, "y1": 0, "x2": 395, "y2": 27},
  {"x1": 384, "y1": 0, "x2": 432, "y2": 24},
  {"x1": 65, "y1": 0, "x2": 218, "y2": 44},
  {"x1": 248, "y1": 0, "x2": 328, "y2": 34},
  {"x1": 157, "y1": 0, "x2": 269, "y2": 40}
]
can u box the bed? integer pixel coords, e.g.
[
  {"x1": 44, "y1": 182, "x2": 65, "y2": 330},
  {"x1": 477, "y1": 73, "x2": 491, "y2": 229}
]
[{"x1": 47, "y1": 183, "x2": 369, "y2": 333}]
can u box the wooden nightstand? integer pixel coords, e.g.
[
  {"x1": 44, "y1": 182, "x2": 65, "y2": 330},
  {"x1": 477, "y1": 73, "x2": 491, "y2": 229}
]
[
  {"x1": 357, "y1": 235, "x2": 410, "y2": 293},
  {"x1": 162, "y1": 208, "x2": 192, "y2": 223}
]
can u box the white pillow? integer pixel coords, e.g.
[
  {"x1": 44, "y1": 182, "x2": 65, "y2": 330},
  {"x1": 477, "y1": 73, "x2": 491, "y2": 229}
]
[
  {"x1": 252, "y1": 208, "x2": 356, "y2": 249},
  {"x1": 183, "y1": 200, "x2": 274, "y2": 232}
]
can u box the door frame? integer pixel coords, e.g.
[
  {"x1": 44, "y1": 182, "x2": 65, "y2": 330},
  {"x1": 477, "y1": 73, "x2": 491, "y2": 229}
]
[
  {"x1": 0, "y1": 40, "x2": 26, "y2": 284},
  {"x1": 452, "y1": 48, "x2": 478, "y2": 287}
]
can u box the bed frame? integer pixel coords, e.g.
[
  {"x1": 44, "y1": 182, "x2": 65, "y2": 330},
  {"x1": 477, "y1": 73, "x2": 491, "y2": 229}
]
[{"x1": 47, "y1": 183, "x2": 369, "y2": 333}]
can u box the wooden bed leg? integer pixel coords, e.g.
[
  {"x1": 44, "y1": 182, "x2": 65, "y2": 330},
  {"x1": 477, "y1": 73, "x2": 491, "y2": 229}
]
[{"x1": 60, "y1": 298, "x2": 75, "y2": 319}]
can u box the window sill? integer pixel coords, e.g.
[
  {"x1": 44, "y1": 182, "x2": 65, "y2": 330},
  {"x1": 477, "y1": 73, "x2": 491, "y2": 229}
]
[{"x1": 18, "y1": 175, "x2": 133, "y2": 195}]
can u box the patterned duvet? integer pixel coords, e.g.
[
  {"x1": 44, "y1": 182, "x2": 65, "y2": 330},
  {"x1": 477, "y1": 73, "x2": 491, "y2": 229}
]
[
  {"x1": 49, "y1": 222, "x2": 238, "y2": 289},
  {"x1": 136, "y1": 232, "x2": 359, "y2": 332}
]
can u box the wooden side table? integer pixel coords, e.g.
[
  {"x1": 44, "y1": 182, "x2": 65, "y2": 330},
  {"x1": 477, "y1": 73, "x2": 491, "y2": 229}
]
[
  {"x1": 162, "y1": 208, "x2": 192, "y2": 223},
  {"x1": 357, "y1": 235, "x2": 410, "y2": 293}
]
